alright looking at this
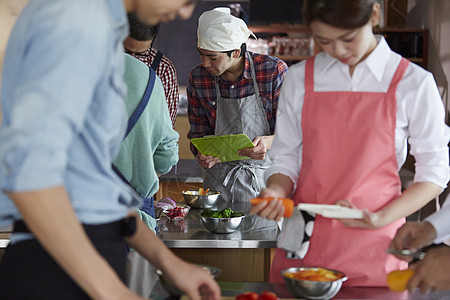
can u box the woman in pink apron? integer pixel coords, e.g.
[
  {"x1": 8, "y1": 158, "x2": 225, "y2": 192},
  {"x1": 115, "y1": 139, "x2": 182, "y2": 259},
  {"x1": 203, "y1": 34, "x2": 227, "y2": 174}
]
[{"x1": 251, "y1": 0, "x2": 449, "y2": 287}]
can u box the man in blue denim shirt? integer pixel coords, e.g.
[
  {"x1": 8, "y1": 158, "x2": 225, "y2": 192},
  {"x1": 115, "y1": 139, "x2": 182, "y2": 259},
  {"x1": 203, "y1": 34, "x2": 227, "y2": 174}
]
[{"x1": 0, "y1": 0, "x2": 220, "y2": 299}]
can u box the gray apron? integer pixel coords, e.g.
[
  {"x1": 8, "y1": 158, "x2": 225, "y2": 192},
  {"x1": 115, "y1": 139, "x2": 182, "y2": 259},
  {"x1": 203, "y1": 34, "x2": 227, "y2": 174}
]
[{"x1": 203, "y1": 53, "x2": 277, "y2": 231}]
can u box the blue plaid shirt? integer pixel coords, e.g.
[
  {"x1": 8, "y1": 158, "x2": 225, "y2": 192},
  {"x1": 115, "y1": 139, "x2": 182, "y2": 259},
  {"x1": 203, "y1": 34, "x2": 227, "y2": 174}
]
[{"x1": 187, "y1": 52, "x2": 288, "y2": 154}]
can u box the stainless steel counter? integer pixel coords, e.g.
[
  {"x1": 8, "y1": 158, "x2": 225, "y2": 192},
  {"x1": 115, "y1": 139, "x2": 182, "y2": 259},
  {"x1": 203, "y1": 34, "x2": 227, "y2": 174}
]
[
  {"x1": 157, "y1": 204, "x2": 279, "y2": 249},
  {"x1": 150, "y1": 280, "x2": 450, "y2": 300}
]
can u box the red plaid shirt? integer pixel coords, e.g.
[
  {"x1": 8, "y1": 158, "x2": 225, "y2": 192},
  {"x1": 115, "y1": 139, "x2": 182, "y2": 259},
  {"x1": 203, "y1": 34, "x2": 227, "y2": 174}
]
[
  {"x1": 187, "y1": 52, "x2": 288, "y2": 154},
  {"x1": 126, "y1": 47, "x2": 179, "y2": 127}
]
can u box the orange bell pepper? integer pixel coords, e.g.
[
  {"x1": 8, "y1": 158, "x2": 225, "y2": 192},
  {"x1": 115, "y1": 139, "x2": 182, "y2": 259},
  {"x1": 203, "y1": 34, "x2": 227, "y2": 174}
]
[{"x1": 387, "y1": 269, "x2": 414, "y2": 292}]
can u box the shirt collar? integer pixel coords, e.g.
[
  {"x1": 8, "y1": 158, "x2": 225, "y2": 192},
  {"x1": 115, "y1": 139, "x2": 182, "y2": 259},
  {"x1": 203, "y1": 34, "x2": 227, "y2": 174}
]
[
  {"x1": 319, "y1": 35, "x2": 391, "y2": 83},
  {"x1": 363, "y1": 36, "x2": 391, "y2": 83}
]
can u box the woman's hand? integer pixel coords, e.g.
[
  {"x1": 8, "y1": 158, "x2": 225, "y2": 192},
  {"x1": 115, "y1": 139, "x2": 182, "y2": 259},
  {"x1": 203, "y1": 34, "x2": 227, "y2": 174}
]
[
  {"x1": 250, "y1": 174, "x2": 294, "y2": 221},
  {"x1": 334, "y1": 199, "x2": 381, "y2": 229},
  {"x1": 250, "y1": 188, "x2": 286, "y2": 221},
  {"x1": 196, "y1": 153, "x2": 220, "y2": 169}
]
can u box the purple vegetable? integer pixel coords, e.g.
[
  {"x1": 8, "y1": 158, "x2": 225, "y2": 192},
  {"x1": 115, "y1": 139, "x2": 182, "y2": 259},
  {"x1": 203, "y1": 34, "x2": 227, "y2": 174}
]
[{"x1": 155, "y1": 197, "x2": 177, "y2": 210}]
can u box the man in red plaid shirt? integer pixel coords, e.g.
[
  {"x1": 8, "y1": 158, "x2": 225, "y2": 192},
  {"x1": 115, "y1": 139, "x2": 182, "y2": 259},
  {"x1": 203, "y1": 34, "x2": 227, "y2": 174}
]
[
  {"x1": 124, "y1": 13, "x2": 179, "y2": 127},
  {"x1": 187, "y1": 7, "x2": 288, "y2": 206}
]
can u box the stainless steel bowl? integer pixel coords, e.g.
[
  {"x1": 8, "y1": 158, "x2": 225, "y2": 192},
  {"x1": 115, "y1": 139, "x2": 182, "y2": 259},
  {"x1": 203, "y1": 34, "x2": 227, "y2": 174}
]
[
  {"x1": 155, "y1": 264, "x2": 222, "y2": 297},
  {"x1": 281, "y1": 267, "x2": 347, "y2": 300},
  {"x1": 182, "y1": 190, "x2": 221, "y2": 209},
  {"x1": 154, "y1": 207, "x2": 163, "y2": 220},
  {"x1": 200, "y1": 215, "x2": 245, "y2": 234}
]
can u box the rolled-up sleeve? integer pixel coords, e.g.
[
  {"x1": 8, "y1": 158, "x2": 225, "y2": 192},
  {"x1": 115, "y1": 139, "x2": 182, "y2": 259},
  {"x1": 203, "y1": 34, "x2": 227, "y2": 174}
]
[
  {"x1": 406, "y1": 72, "x2": 450, "y2": 188},
  {"x1": 426, "y1": 194, "x2": 450, "y2": 244},
  {"x1": 0, "y1": 3, "x2": 108, "y2": 192}
]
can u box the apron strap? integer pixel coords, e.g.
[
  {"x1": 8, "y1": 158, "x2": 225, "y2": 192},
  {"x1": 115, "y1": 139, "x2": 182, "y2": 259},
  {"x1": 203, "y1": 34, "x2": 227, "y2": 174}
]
[
  {"x1": 387, "y1": 58, "x2": 410, "y2": 95},
  {"x1": 126, "y1": 67, "x2": 156, "y2": 137},
  {"x1": 223, "y1": 163, "x2": 262, "y2": 200},
  {"x1": 113, "y1": 67, "x2": 156, "y2": 198},
  {"x1": 305, "y1": 57, "x2": 315, "y2": 94},
  {"x1": 247, "y1": 53, "x2": 261, "y2": 98},
  {"x1": 151, "y1": 50, "x2": 164, "y2": 71},
  {"x1": 214, "y1": 76, "x2": 221, "y2": 99}
]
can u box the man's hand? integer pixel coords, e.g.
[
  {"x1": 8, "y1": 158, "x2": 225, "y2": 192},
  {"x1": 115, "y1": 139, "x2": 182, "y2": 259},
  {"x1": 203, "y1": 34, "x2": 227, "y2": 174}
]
[
  {"x1": 388, "y1": 221, "x2": 437, "y2": 262},
  {"x1": 196, "y1": 153, "x2": 220, "y2": 169},
  {"x1": 238, "y1": 137, "x2": 267, "y2": 160},
  {"x1": 408, "y1": 246, "x2": 450, "y2": 293},
  {"x1": 162, "y1": 261, "x2": 221, "y2": 300}
]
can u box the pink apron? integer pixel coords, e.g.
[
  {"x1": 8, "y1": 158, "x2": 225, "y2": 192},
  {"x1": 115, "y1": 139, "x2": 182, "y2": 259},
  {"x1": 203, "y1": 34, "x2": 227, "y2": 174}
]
[{"x1": 270, "y1": 57, "x2": 409, "y2": 287}]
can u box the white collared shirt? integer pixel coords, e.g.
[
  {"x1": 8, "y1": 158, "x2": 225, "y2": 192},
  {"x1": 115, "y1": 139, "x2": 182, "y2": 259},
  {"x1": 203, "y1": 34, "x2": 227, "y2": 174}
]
[
  {"x1": 426, "y1": 194, "x2": 450, "y2": 244},
  {"x1": 266, "y1": 37, "x2": 449, "y2": 190}
]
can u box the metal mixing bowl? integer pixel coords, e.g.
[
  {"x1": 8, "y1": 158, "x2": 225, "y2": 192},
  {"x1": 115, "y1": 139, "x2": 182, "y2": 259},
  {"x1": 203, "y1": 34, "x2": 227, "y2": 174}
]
[
  {"x1": 154, "y1": 207, "x2": 163, "y2": 220},
  {"x1": 182, "y1": 190, "x2": 221, "y2": 209},
  {"x1": 200, "y1": 215, "x2": 245, "y2": 234},
  {"x1": 281, "y1": 267, "x2": 347, "y2": 299},
  {"x1": 155, "y1": 264, "x2": 222, "y2": 297}
]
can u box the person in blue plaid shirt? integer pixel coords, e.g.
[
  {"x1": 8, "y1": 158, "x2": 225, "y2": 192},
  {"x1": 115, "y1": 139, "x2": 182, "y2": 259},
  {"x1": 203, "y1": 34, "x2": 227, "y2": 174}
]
[{"x1": 187, "y1": 7, "x2": 288, "y2": 207}]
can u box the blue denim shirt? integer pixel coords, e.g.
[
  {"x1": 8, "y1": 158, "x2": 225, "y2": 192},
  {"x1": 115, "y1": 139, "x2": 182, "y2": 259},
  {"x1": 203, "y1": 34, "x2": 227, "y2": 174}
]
[{"x1": 0, "y1": 0, "x2": 139, "y2": 231}]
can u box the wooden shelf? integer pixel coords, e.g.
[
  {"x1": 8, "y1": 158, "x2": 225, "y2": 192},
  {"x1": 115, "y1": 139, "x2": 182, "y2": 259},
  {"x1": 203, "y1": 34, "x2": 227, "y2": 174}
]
[
  {"x1": 249, "y1": 24, "x2": 310, "y2": 34},
  {"x1": 274, "y1": 55, "x2": 310, "y2": 61},
  {"x1": 374, "y1": 27, "x2": 427, "y2": 33},
  {"x1": 250, "y1": 23, "x2": 428, "y2": 68},
  {"x1": 407, "y1": 57, "x2": 424, "y2": 63},
  {"x1": 374, "y1": 28, "x2": 428, "y2": 68}
]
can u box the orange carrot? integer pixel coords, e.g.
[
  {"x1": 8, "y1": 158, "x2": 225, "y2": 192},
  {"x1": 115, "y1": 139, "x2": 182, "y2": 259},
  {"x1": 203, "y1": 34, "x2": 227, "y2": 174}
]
[{"x1": 250, "y1": 197, "x2": 294, "y2": 218}]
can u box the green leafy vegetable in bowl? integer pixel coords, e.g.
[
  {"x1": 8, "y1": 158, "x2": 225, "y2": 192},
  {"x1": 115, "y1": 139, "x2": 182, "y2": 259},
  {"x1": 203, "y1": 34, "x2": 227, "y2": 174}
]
[{"x1": 200, "y1": 208, "x2": 245, "y2": 218}]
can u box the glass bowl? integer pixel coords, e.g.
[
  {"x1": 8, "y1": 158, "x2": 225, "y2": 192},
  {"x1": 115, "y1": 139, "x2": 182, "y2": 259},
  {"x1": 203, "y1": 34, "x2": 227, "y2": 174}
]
[{"x1": 164, "y1": 205, "x2": 190, "y2": 222}]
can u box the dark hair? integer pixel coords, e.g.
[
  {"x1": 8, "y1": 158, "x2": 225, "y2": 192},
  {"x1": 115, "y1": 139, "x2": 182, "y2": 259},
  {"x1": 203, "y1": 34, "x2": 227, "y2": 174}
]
[
  {"x1": 303, "y1": 0, "x2": 378, "y2": 29},
  {"x1": 222, "y1": 43, "x2": 247, "y2": 58},
  {"x1": 127, "y1": 13, "x2": 160, "y2": 42}
]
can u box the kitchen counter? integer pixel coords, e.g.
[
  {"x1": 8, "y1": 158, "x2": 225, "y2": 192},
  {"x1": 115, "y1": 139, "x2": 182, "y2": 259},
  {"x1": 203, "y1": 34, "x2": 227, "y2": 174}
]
[
  {"x1": 157, "y1": 204, "x2": 278, "y2": 249},
  {"x1": 150, "y1": 280, "x2": 450, "y2": 300},
  {"x1": 157, "y1": 203, "x2": 279, "y2": 282}
]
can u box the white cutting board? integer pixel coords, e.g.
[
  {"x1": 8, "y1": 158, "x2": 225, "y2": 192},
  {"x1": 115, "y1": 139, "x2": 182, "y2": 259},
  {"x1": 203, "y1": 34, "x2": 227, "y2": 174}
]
[{"x1": 298, "y1": 203, "x2": 364, "y2": 219}]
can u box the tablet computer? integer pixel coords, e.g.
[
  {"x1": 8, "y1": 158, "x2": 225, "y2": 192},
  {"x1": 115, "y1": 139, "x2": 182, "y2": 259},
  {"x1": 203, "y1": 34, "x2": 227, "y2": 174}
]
[{"x1": 190, "y1": 134, "x2": 255, "y2": 162}]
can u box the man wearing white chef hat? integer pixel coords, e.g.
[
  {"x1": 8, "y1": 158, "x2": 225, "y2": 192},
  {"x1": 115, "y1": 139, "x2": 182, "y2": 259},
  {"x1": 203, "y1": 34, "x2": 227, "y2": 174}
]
[
  {"x1": 197, "y1": 7, "x2": 255, "y2": 54},
  {"x1": 187, "y1": 7, "x2": 288, "y2": 213}
]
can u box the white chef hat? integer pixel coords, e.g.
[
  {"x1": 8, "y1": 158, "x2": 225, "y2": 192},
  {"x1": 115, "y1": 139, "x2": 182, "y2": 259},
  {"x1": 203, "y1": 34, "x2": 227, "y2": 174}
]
[{"x1": 197, "y1": 7, "x2": 256, "y2": 52}]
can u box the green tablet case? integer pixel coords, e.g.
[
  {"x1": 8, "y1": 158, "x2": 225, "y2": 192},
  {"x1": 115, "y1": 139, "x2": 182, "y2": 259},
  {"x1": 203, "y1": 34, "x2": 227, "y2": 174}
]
[{"x1": 190, "y1": 134, "x2": 255, "y2": 162}]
